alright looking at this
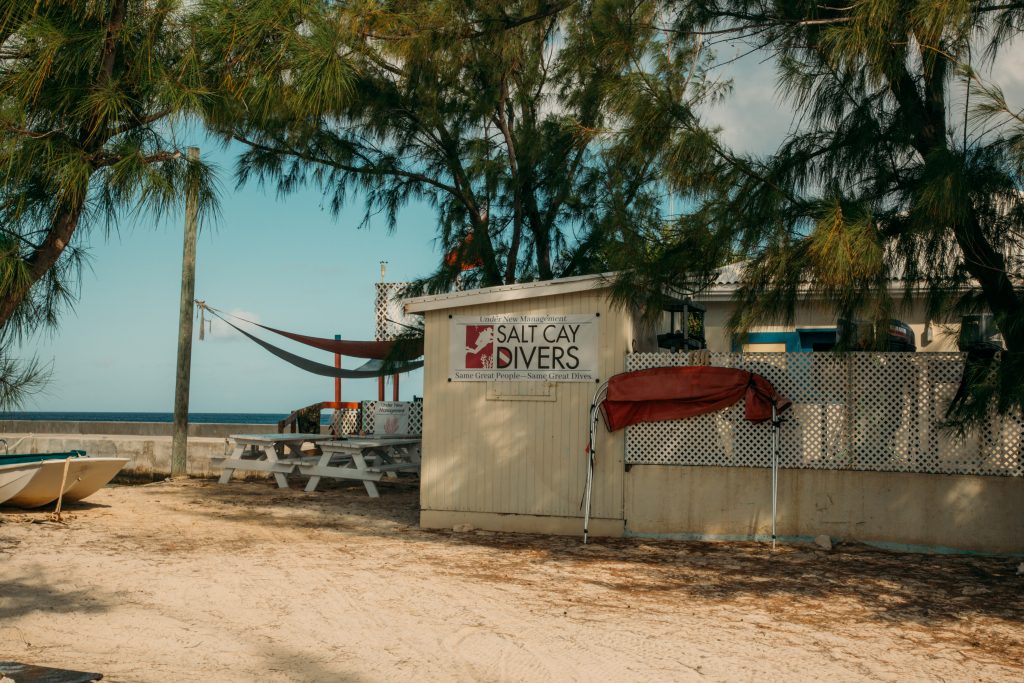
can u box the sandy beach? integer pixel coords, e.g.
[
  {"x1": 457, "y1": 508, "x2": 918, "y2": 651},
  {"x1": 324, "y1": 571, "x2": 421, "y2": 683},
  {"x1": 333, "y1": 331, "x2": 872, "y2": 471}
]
[{"x1": 1, "y1": 478, "x2": 1021, "y2": 682}]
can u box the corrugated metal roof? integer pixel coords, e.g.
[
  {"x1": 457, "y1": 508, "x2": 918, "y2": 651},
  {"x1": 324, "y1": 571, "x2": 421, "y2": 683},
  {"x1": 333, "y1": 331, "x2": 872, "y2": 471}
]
[
  {"x1": 403, "y1": 272, "x2": 615, "y2": 313},
  {"x1": 405, "y1": 252, "x2": 1014, "y2": 313}
]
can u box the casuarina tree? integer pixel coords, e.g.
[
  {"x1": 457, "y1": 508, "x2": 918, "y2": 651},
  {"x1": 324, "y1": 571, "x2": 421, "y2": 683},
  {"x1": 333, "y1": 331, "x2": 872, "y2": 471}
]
[
  {"x1": 0, "y1": 0, "x2": 217, "y2": 406},
  {"x1": 197, "y1": 0, "x2": 677, "y2": 293},
  {"x1": 602, "y1": 0, "x2": 1023, "y2": 420}
]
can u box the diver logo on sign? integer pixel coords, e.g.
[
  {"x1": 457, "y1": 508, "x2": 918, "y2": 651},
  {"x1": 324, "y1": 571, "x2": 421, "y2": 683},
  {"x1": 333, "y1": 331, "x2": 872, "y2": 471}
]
[
  {"x1": 465, "y1": 325, "x2": 495, "y2": 368},
  {"x1": 450, "y1": 314, "x2": 598, "y2": 382}
]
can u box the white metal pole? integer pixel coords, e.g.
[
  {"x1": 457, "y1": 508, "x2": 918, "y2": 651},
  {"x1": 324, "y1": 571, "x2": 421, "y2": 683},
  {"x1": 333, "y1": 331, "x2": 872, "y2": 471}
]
[
  {"x1": 771, "y1": 403, "x2": 778, "y2": 550},
  {"x1": 583, "y1": 382, "x2": 609, "y2": 543},
  {"x1": 583, "y1": 401, "x2": 599, "y2": 544},
  {"x1": 583, "y1": 447, "x2": 595, "y2": 544}
]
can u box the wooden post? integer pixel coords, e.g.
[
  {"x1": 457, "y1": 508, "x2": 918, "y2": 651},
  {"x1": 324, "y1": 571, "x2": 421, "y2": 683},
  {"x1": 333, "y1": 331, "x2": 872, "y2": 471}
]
[
  {"x1": 378, "y1": 376, "x2": 385, "y2": 401},
  {"x1": 392, "y1": 373, "x2": 399, "y2": 401},
  {"x1": 171, "y1": 147, "x2": 200, "y2": 478}
]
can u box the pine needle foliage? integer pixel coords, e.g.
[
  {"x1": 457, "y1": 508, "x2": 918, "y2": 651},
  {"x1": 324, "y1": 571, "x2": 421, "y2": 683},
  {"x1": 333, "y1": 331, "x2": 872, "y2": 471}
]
[
  {"x1": 197, "y1": 0, "x2": 683, "y2": 294},
  {"x1": 603, "y1": 0, "x2": 1024, "y2": 422},
  {"x1": 0, "y1": 0, "x2": 219, "y2": 408},
  {"x1": 0, "y1": 334, "x2": 48, "y2": 410}
]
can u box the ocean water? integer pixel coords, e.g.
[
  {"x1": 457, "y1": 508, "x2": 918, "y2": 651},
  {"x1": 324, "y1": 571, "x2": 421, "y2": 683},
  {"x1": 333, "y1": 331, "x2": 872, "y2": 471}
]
[{"x1": 0, "y1": 411, "x2": 331, "y2": 425}]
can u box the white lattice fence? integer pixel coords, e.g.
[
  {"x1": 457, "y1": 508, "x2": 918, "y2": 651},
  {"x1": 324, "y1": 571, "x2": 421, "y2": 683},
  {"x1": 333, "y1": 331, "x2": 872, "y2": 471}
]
[
  {"x1": 361, "y1": 401, "x2": 423, "y2": 435},
  {"x1": 330, "y1": 408, "x2": 361, "y2": 435},
  {"x1": 624, "y1": 352, "x2": 1023, "y2": 477},
  {"x1": 375, "y1": 282, "x2": 417, "y2": 342}
]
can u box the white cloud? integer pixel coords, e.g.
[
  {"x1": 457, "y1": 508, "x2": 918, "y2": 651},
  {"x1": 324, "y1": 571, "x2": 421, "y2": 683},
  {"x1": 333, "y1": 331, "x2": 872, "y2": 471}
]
[
  {"x1": 702, "y1": 52, "x2": 793, "y2": 155},
  {"x1": 703, "y1": 38, "x2": 1024, "y2": 157}
]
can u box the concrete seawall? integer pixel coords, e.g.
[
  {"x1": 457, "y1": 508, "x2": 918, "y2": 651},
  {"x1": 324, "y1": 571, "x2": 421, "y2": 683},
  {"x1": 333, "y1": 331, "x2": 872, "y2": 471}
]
[
  {"x1": 0, "y1": 422, "x2": 319, "y2": 479},
  {"x1": 0, "y1": 420, "x2": 280, "y2": 438}
]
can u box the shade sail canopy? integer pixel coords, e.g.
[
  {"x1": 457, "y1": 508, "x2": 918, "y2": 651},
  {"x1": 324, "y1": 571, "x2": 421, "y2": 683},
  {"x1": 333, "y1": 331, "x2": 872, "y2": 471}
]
[
  {"x1": 599, "y1": 366, "x2": 791, "y2": 431},
  {"x1": 252, "y1": 324, "x2": 423, "y2": 360},
  {"x1": 206, "y1": 306, "x2": 422, "y2": 360},
  {"x1": 206, "y1": 308, "x2": 423, "y2": 378}
]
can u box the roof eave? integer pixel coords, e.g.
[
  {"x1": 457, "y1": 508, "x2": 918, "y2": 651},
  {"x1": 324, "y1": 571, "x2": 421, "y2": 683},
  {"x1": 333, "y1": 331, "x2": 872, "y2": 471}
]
[{"x1": 403, "y1": 272, "x2": 617, "y2": 314}]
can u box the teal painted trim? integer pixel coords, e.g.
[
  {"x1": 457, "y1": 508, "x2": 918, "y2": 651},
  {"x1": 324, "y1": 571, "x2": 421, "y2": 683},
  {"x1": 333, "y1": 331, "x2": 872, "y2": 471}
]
[
  {"x1": 623, "y1": 529, "x2": 1024, "y2": 557},
  {"x1": 0, "y1": 450, "x2": 86, "y2": 465},
  {"x1": 796, "y1": 327, "x2": 838, "y2": 351}
]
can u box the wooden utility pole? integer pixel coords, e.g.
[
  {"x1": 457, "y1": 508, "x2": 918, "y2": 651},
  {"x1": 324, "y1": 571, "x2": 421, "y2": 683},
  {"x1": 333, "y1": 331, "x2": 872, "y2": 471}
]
[{"x1": 171, "y1": 147, "x2": 200, "y2": 478}]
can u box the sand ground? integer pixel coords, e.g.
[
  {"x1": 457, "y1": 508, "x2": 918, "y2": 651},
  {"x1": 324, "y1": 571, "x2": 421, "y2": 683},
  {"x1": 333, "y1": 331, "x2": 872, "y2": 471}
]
[{"x1": 1, "y1": 478, "x2": 1022, "y2": 682}]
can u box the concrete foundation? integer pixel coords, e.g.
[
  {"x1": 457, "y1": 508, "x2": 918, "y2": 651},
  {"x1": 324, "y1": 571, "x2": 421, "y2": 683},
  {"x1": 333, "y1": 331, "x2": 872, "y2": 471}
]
[
  {"x1": 624, "y1": 466, "x2": 1024, "y2": 554},
  {"x1": 420, "y1": 510, "x2": 624, "y2": 537},
  {"x1": 419, "y1": 466, "x2": 1024, "y2": 554}
]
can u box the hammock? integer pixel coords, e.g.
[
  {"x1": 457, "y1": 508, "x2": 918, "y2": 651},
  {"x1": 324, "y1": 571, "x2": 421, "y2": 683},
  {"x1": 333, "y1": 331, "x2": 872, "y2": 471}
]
[
  {"x1": 203, "y1": 305, "x2": 423, "y2": 360},
  {"x1": 204, "y1": 307, "x2": 423, "y2": 379}
]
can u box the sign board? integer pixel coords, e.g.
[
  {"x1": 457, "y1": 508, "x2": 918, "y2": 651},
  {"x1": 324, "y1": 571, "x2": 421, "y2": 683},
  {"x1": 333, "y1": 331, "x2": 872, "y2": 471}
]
[
  {"x1": 449, "y1": 314, "x2": 599, "y2": 382},
  {"x1": 374, "y1": 401, "x2": 411, "y2": 434}
]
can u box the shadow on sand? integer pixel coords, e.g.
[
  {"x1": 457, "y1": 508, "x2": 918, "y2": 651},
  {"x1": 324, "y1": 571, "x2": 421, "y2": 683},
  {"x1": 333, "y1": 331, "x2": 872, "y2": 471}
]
[
  {"x1": 0, "y1": 563, "x2": 116, "y2": 622},
  {"x1": 116, "y1": 478, "x2": 1024, "y2": 643}
]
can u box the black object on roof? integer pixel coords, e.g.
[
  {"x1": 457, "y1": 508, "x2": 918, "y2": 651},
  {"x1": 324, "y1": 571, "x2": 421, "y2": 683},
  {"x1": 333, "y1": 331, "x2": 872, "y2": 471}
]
[{"x1": 657, "y1": 298, "x2": 707, "y2": 352}]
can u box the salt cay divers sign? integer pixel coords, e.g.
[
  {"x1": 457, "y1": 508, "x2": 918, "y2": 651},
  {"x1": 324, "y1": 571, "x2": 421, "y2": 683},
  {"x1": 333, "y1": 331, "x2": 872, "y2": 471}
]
[{"x1": 450, "y1": 314, "x2": 598, "y2": 382}]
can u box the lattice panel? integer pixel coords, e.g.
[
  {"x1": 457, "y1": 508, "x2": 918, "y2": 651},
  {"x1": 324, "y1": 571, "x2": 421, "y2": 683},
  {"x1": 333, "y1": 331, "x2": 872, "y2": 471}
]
[
  {"x1": 375, "y1": 282, "x2": 416, "y2": 342},
  {"x1": 624, "y1": 352, "x2": 1023, "y2": 477},
  {"x1": 361, "y1": 401, "x2": 423, "y2": 435},
  {"x1": 330, "y1": 408, "x2": 361, "y2": 435}
]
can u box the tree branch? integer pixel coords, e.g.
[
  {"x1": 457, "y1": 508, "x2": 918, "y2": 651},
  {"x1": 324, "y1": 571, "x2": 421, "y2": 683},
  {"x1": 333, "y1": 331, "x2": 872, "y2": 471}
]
[{"x1": 232, "y1": 134, "x2": 462, "y2": 196}]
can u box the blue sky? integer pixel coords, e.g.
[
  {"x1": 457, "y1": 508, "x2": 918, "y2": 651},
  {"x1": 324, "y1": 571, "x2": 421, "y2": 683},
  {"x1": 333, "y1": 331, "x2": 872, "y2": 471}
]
[
  {"x1": 12, "y1": 55, "x2": 802, "y2": 414},
  {"x1": 16, "y1": 135, "x2": 435, "y2": 413},
  {"x1": 13, "y1": 41, "x2": 1024, "y2": 413}
]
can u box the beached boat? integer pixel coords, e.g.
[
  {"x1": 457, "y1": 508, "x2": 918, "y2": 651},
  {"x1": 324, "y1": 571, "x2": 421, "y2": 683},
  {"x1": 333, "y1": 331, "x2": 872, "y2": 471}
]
[
  {"x1": 62, "y1": 457, "x2": 130, "y2": 502},
  {"x1": 0, "y1": 452, "x2": 83, "y2": 506},
  {"x1": 0, "y1": 461, "x2": 45, "y2": 505},
  {"x1": 0, "y1": 452, "x2": 129, "y2": 508}
]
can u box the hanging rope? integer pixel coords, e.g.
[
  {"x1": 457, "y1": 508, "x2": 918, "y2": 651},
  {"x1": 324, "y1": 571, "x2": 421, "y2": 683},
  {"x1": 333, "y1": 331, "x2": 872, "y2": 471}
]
[{"x1": 50, "y1": 456, "x2": 73, "y2": 523}]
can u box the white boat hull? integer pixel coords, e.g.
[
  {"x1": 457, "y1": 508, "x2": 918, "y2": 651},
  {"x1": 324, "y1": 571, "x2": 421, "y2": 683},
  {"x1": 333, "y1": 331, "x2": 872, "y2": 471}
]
[
  {"x1": 4, "y1": 457, "x2": 126, "y2": 508},
  {"x1": 63, "y1": 457, "x2": 129, "y2": 502},
  {"x1": 0, "y1": 462, "x2": 43, "y2": 506}
]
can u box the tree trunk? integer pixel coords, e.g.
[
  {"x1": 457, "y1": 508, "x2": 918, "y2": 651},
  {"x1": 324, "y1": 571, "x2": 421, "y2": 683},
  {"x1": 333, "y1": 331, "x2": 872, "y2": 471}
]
[
  {"x1": 505, "y1": 197, "x2": 523, "y2": 284},
  {"x1": 0, "y1": 200, "x2": 86, "y2": 329},
  {"x1": 535, "y1": 228, "x2": 553, "y2": 280},
  {"x1": 522, "y1": 187, "x2": 553, "y2": 280},
  {"x1": 954, "y1": 211, "x2": 1024, "y2": 351},
  {"x1": 0, "y1": 0, "x2": 127, "y2": 330},
  {"x1": 899, "y1": 45, "x2": 1021, "y2": 350},
  {"x1": 471, "y1": 212, "x2": 503, "y2": 286}
]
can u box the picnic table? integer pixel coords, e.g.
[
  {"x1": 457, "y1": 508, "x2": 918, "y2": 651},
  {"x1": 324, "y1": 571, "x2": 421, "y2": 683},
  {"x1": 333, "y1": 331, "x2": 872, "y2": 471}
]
[
  {"x1": 298, "y1": 437, "x2": 422, "y2": 497},
  {"x1": 214, "y1": 433, "x2": 336, "y2": 488}
]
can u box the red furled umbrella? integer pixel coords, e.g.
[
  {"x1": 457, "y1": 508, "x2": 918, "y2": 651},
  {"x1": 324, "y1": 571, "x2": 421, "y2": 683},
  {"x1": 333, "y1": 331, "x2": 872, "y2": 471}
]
[
  {"x1": 583, "y1": 365, "x2": 791, "y2": 545},
  {"x1": 600, "y1": 366, "x2": 790, "y2": 431}
]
